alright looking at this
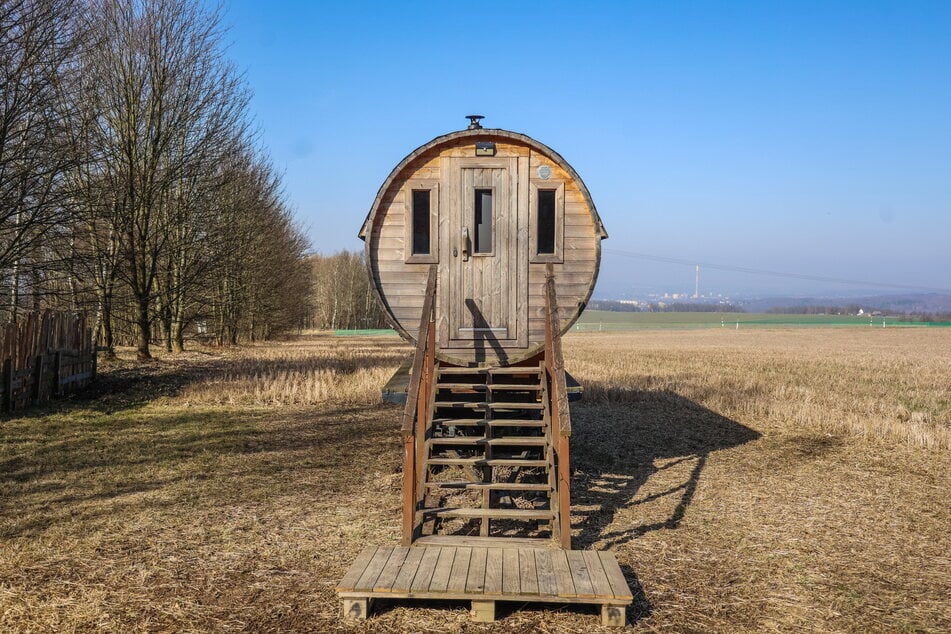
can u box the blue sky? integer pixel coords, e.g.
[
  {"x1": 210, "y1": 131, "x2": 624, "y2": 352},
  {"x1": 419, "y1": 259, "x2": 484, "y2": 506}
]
[{"x1": 221, "y1": 1, "x2": 950, "y2": 298}]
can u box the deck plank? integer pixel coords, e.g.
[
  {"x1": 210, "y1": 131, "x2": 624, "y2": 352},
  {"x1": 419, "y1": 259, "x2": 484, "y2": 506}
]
[
  {"x1": 337, "y1": 545, "x2": 378, "y2": 590},
  {"x1": 502, "y1": 548, "x2": 520, "y2": 594},
  {"x1": 354, "y1": 546, "x2": 393, "y2": 591},
  {"x1": 567, "y1": 550, "x2": 596, "y2": 597},
  {"x1": 583, "y1": 550, "x2": 614, "y2": 598},
  {"x1": 598, "y1": 551, "x2": 633, "y2": 600},
  {"x1": 428, "y1": 547, "x2": 456, "y2": 592},
  {"x1": 392, "y1": 548, "x2": 425, "y2": 592},
  {"x1": 519, "y1": 548, "x2": 539, "y2": 595},
  {"x1": 411, "y1": 547, "x2": 442, "y2": 592},
  {"x1": 484, "y1": 548, "x2": 503, "y2": 594},
  {"x1": 375, "y1": 546, "x2": 410, "y2": 591},
  {"x1": 534, "y1": 549, "x2": 557, "y2": 596},
  {"x1": 550, "y1": 549, "x2": 576, "y2": 597},
  {"x1": 447, "y1": 546, "x2": 472, "y2": 592},
  {"x1": 465, "y1": 547, "x2": 488, "y2": 593}
]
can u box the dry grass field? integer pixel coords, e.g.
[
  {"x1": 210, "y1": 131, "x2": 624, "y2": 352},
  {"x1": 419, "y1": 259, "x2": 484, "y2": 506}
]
[{"x1": 0, "y1": 329, "x2": 948, "y2": 632}]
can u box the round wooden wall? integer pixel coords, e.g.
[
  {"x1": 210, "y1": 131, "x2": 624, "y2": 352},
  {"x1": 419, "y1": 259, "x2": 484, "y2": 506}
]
[{"x1": 359, "y1": 128, "x2": 607, "y2": 366}]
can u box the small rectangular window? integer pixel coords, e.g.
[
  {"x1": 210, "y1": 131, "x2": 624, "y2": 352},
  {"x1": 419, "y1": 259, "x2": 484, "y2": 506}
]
[
  {"x1": 474, "y1": 188, "x2": 493, "y2": 254},
  {"x1": 411, "y1": 190, "x2": 431, "y2": 255},
  {"x1": 404, "y1": 180, "x2": 437, "y2": 263},
  {"x1": 529, "y1": 180, "x2": 564, "y2": 263},
  {"x1": 537, "y1": 189, "x2": 556, "y2": 255}
]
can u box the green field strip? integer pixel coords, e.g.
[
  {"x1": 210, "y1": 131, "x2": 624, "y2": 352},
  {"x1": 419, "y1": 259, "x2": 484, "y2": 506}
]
[{"x1": 573, "y1": 311, "x2": 950, "y2": 331}]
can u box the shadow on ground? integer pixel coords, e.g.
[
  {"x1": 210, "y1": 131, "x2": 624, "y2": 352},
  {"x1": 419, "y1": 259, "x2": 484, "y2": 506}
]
[
  {"x1": 0, "y1": 401, "x2": 399, "y2": 539},
  {"x1": 571, "y1": 388, "x2": 761, "y2": 550},
  {"x1": 567, "y1": 387, "x2": 760, "y2": 624},
  {"x1": 1, "y1": 336, "x2": 408, "y2": 419}
]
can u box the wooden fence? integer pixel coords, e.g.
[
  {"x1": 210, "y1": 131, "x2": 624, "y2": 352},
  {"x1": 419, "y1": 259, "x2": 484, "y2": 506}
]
[{"x1": 1, "y1": 311, "x2": 96, "y2": 413}]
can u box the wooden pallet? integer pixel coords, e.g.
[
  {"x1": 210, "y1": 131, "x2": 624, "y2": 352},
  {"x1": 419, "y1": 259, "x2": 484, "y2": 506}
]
[{"x1": 336, "y1": 545, "x2": 632, "y2": 626}]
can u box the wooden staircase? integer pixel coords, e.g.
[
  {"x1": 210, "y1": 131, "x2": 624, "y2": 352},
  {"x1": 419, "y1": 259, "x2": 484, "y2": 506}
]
[
  {"x1": 416, "y1": 363, "x2": 555, "y2": 545},
  {"x1": 337, "y1": 264, "x2": 632, "y2": 626},
  {"x1": 401, "y1": 265, "x2": 573, "y2": 549}
]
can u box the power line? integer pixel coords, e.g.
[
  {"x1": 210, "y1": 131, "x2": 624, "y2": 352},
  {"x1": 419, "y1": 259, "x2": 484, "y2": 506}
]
[{"x1": 602, "y1": 248, "x2": 951, "y2": 294}]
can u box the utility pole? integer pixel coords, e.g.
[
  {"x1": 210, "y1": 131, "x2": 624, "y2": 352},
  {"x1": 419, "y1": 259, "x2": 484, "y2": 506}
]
[{"x1": 694, "y1": 265, "x2": 700, "y2": 299}]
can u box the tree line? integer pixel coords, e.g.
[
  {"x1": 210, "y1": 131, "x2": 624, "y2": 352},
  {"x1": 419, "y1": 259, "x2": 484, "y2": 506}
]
[
  {"x1": 307, "y1": 251, "x2": 388, "y2": 331},
  {"x1": 1, "y1": 0, "x2": 311, "y2": 359},
  {"x1": 766, "y1": 305, "x2": 883, "y2": 315}
]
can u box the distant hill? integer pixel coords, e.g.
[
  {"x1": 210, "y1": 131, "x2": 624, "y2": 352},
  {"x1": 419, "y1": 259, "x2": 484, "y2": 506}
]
[{"x1": 740, "y1": 293, "x2": 951, "y2": 314}]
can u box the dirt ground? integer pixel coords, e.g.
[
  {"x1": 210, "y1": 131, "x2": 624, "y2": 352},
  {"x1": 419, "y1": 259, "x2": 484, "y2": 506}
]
[{"x1": 0, "y1": 330, "x2": 948, "y2": 632}]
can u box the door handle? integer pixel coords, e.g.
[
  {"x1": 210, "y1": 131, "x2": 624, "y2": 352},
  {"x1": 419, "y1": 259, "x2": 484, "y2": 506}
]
[{"x1": 461, "y1": 226, "x2": 470, "y2": 262}]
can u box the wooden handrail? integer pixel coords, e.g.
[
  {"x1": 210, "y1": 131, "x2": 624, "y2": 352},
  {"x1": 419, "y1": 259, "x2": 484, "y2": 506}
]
[
  {"x1": 401, "y1": 264, "x2": 437, "y2": 545},
  {"x1": 544, "y1": 264, "x2": 571, "y2": 437},
  {"x1": 544, "y1": 264, "x2": 573, "y2": 549},
  {"x1": 401, "y1": 265, "x2": 438, "y2": 437}
]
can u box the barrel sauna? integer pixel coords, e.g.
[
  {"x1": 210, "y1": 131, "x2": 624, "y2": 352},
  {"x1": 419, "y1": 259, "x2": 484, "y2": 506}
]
[
  {"x1": 339, "y1": 119, "x2": 635, "y2": 625},
  {"x1": 359, "y1": 117, "x2": 607, "y2": 366}
]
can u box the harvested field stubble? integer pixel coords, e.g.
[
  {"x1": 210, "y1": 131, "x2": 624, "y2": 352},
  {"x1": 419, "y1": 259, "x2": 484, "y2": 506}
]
[{"x1": 0, "y1": 330, "x2": 948, "y2": 632}]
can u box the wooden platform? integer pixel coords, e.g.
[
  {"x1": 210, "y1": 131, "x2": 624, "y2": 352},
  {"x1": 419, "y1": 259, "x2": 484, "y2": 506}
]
[{"x1": 336, "y1": 545, "x2": 632, "y2": 626}]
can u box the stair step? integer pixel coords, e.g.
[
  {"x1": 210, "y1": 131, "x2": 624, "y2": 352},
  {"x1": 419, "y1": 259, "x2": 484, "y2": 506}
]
[
  {"x1": 426, "y1": 458, "x2": 549, "y2": 468},
  {"x1": 437, "y1": 367, "x2": 488, "y2": 375},
  {"x1": 488, "y1": 384, "x2": 541, "y2": 391},
  {"x1": 431, "y1": 417, "x2": 485, "y2": 425},
  {"x1": 438, "y1": 367, "x2": 541, "y2": 377},
  {"x1": 488, "y1": 419, "x2": 547, "y2": 427},
  {"x1": 431, "y1": 418, "x2": 545, "y2": 427},
  {"x1": 413, "y1": 535, "x2": 552, "y2": 548},
  {"x1": 489, "y1": 367, "x2": 542, "y2": 375},
  {"x1": 436, "y1": 382, "x2": 487, "y2": 390},
  {"x1": 434, "y1": 401, "x2": 487, "y2": 408},
  {"x1": 436, "y1": 384, "x2": 540, "y2": 392},
  {"x1": 422, "y1": 507, "x2": 554, "y2": 520},
  {"x1": 489, "y1": 402, "x2": 544, "y2": 409},
  {"x1": 429, "y1": 437, "x2": 547, "y2": 447},
  {"x1": 424, "y1": 481, "x2": 551, "y2": 491},
  {"x1": 433, "y1": 401, "x2": 543, "y2": 410}
]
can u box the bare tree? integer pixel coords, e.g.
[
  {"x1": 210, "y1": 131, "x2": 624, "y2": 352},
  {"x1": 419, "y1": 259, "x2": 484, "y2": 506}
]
[
  {"x1": 58, "y1": 24, "x2": 124, "y2": 354},
  {"x1": 0, "y1": 0, "x2": 78, "y2": 320},
  {"x1": 158, "y1": 134, "x2": 241, "y2": 353},
  {"x1": 206, "y1": 146, "x2": 311, "y2": 345},
  {"x1": 81, "y1": 0, "x2": 248, "y2": 359},
  {"x1": 1, "y1": 0, "x2": 312, "y2": 353},
  {"x1": 309, "y1": 251, "x2": 388, "y2": 331}
]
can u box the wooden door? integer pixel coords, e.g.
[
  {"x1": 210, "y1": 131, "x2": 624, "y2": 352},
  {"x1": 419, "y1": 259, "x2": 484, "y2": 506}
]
[{"x1": 440, "y1": 157, "x2": 526, "y2": 356}]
